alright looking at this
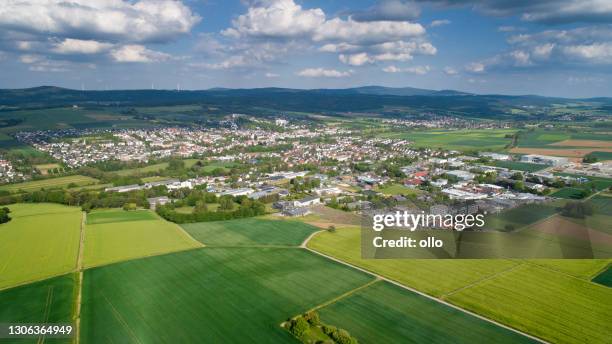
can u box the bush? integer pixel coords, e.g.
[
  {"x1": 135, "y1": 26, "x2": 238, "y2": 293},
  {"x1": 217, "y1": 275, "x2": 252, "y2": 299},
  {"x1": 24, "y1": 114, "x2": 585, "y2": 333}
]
[
  {"x1": 304, "y1": 311, "x2": 320, "y2": 326},
  {"x1": 290, "y1": 317, "x2": 309, "y2": 338}
]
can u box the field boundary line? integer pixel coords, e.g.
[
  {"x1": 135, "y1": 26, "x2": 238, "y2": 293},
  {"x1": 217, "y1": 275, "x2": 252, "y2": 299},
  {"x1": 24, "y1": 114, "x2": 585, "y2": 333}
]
[
  {"x1": 302, "y1": 232, "x2": 548, "y2": 344},
  {"x1": 74, "y1": 211, "x2": 86, "y2": 344},
  {"x1": 0, "y1": 270, "x2": 77, "y2": 293},
  {"x1": 302, "y1": 278, "x2": 380, "y2": 315},
  {"x1": 440, "y1": 262, "x2": 524, "y2": 299},
  {"x1": 521, "y1": 260, "x2": 612, "y2": 288},
  {"x1": 301, "y1": 230, "x2": 324, "y2": 248},
  {"x1": 82, "y1": 245, "x2": 204, "y2": 271}
]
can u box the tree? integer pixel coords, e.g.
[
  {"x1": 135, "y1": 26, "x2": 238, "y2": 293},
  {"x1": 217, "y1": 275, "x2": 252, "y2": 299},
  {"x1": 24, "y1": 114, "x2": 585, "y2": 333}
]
[
  {"x1": 194, "y1": 200, "x2": 208, "y2": 213},
  {"x1": 327, "y1": 225, "x2": 336, "y2": 233},
  {"x1": 303, "y1": 311, "x2": 320, "y2": 326},
  {"x1": 289, "y1": 317, "x2": 309, "y2": 337},
  {"x1": 0, "y1": 207, "x2": 11, "y2": 224},
  {"x1": 218, "y1": 196, "x2": 234, "y2": 211}
]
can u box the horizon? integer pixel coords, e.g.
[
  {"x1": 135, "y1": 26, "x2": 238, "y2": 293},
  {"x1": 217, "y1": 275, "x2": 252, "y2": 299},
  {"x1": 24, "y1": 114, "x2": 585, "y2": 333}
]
[{"x1": 0, "y1": 1, "x2": 611, "y2": 98}]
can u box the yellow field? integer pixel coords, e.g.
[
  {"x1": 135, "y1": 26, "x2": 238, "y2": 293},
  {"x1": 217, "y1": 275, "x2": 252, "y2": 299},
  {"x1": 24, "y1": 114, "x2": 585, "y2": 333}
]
[
  {"x1": 83, "y1": 209, "x2": 202, "y2": 268},
  {"x1": 0, "y1": 203, "x2": 82, "y2": 290}
]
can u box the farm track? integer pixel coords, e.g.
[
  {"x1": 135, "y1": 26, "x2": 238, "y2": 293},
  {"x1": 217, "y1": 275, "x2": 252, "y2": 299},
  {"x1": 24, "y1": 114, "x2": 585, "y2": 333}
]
[
  {"x1": 74, "y1": 212, "x2": 86, "y2": 344},
  {"x1": 301, "y1": 230, "x2": 549, "y2": 344}
]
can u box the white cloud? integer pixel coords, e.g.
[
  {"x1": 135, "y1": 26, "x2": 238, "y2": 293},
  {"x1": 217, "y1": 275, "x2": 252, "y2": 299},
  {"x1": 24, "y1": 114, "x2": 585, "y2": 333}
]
[
  {"x1": 339, "y1": 53, "x2": 373, "y2": 66},
  {"x1": 314, "y1": 18, "x2": 425, "y2": 45},
  {"x1": 430, "y1": 19, "x2": 450, "y2": 27},
  {"x1": 0, "y1": 0, "x2": 200, "y2": 43},
  {"x1": 466, "y1": 62, "x2": 485, "y2": 73},
  {"x1": 510, "y1": 50, "x2": 531, "y2": 66},
  {"x1": 53, "y1": 39, "x2": 113, "y2": 55},
  {"x1": 297, "y1": 68, "x2": 353, "y2": 78},
  {"x1": 382, "y1": 65, "x2": 430, "y2": 74},
  {"x1": 265, "y1": 72, "x2": 280, "y2": 78},
  {"x1": 222, "y1": 0, "x2": 324, "y2": 39},
  {"x1": 110, "y1": 45, "x2": 170, "y2": 63},
  {"x1": 563, "y1": 42, "x2": 612, "y2": 62},
  {"x1": 443, "y1": 66, "x2": 458, "y2": 75}
]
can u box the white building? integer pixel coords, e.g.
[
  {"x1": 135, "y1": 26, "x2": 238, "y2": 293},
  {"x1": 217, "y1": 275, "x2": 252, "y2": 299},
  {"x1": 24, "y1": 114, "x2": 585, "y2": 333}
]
[{"x1": 520, "y1": 154, "x2": 568, "y2": 166}]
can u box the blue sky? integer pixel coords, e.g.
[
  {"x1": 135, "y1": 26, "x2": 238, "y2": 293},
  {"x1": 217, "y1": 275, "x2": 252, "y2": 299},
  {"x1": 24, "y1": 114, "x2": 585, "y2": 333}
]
[{"x1": 0, "y1": 0, "x2": 611, "y2": 97}]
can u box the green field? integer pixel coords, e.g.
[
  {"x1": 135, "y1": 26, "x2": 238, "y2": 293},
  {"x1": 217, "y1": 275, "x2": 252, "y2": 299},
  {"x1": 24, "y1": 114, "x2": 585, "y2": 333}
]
[
  {"x1": 482, "y1": 203, "x2": 560, "y2": 231},
  {"x1": 379, "y1": 129, "x2": 516, "y2": 151},
  {"x1": 308, "y1": 226, "x2": 612, "y2": 344},
  {"x1": 181, "y1": 217, "x2": 318, "y2": 246},
  {"x1": 446, "y1": 264, "x2": 612, "y2": 344},
  {"x1": 0, "y1": 203, "x2": 81, "y2": 290},
  {"x1": 376, "y1": 183, "x2": 419, "y2": 196},
  {"x1": 551, "y1": 187, "x2": 587, "y2": 199},
  {"x1": 0, "y1": 175, "x2": 98, "y2": 193},
  {"x1": 80, "y1": 247, "x2": 373, "y2": 343},
  {"x1": 86, "y1": 209, "x2": 158, "y2": 225},
  {"x1": 516, "y1": 129, "x2": 611, "y2": 148},
  {"x1": 0, "y1": 274, "x2": 76, "y2": 344},
  {"x1": 589, "y1": 151, "x2": 612, "y2": 161},
  {"x1": 491, "y1": 161, "x2": 547, "y2": 172},
  {"x1": 115, "y1": 159, "x2": 200, "y2": 176},
  {"x1": 84, "y1": 209, "x2": 201, "y2": 268},
  {"x1": 318, "y1": 281, "x2": 534, "y2": 344},
  {"x1": 308, "y1": 227, "x2": 519, "y2": 296},
  {"x1": 592, "y1": 266, "x2": 612, "y2": 287}
]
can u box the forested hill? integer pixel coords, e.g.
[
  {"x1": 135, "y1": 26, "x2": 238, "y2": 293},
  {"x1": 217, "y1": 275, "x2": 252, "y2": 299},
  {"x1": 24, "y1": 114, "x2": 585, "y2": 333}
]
[{"x1": 0, "y1": 86, "x2": 610, "y2": 119}]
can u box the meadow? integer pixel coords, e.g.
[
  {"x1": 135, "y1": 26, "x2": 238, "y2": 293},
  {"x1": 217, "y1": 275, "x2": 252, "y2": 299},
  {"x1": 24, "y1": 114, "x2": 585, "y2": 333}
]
[
  {"x1": 0, "y1": 175, "x2": 98, "y2": 193},
  {"x1": 592, "y1": 266, "x2": 611, "y2": 287},
  {"x1": 0, "y1": 274, "x2": 76, "y2": 344},
  {"x1": 181, "y1": 217, "x2": 318, "y2": 246},
  {"x1": 490, "y1": 161, "x2": 547, "y2": 172},
  {"x1": 446, "y1": 264, "x2": 612, "y2": 344},
  {"x1": 318, "y1": 281, "x2": 535, "y2": 344},
  {"x1": 0, "y1": 203, "x2": 81, "y2": 290},
  {"x1": 114, "y1": 159, "x2": 200, "y2": 176},
  {"x1": 307, "y1": 226, "x2": 612, "y2": 344},
  {"x1": 379, "y1": 129, "x2": 516, "y2": 151},
  {"x1": 83, "y1": 209, "x2": 201, "y2": 268},
  {"x1": 80, "y1": 247, "x2": 373, "y2": 343},
  {"x1": 376, "y1": 183, "x2": 419, "y2": 196},
  {"x1": 482, "y1": 202, "x2": 560, "y2": 231}
]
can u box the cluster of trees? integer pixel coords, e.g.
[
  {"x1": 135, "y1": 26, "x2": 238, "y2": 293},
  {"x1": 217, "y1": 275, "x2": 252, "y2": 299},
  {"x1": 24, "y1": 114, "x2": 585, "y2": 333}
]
[
  {"x1": 287, "y1": 311, "x2": 358, "y2": 344},
  {"x1": 0, "y1": 207, "x2": 11, "y2": 224},
  {"x1": 290, "y1": 177, "x2": 321, "y2": 193},
  {"x1": 155, "y1": 196, "x2": 265, "y2": 224}
]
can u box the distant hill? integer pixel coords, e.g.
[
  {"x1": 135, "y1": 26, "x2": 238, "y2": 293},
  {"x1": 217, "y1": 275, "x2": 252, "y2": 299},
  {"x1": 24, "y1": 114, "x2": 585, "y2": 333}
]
[{"x1": 0, "y1": 86, "x2": 610, "y2": 120}]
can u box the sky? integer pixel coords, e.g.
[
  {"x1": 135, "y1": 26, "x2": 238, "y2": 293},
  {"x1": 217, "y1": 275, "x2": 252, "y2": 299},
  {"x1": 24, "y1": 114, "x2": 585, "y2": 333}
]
[{"x1": 0, "y1": 0, "x2": 611, "y2": 98}]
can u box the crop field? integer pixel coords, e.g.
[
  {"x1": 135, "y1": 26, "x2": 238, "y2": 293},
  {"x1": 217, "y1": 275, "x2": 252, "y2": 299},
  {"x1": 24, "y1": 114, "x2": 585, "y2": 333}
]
[
  {"x1": 590, "y1": 193, "x2": 612, "y2": 216},
  {"x1": 318, "y1": 281, "x2": 534, "y2": 344},
  {"x1": 490, "y1": 161, "x2": 547, "y2": 172},
  {"x1": 592, "y1": 266, "x2": 612, "y2": 287},
  {"x1": 482, "y1": 202, "x2": 560, "y2": 231},
  {"x1": 181, "y1": 217, "x2": 318, "y2": 246},
  {"x1": 446, "y1": 264, "x2": 612, "y2": 344},
  {"x1": 0, "y1": 274, "x2": 76, "y2": 343},
  {"x1": 551, "y1": 187, "x2": 586, "y2": 199},
  {"x1": 115, "y1": 159, "x2": 200, "y2": 176},
  {"x1": 80, "y1": 247, "x2": 374, "y2": 343},
  {"x1": 512, "y1": 129, "x2": 612, "y2": 159},
  {"x1": 0, "y1": 175, "x2": 98, "y2": 193},
  {"x1": 380, "y1": 129, "x2": 516, "y2": 151},
  {"x1": 0, "y1": 203, "x2": 81, "y2": 290},
  {"x1": 84, "y1": 209, "x2": 201, "y2": 268},
  {"x1": 35, "y1": 163, "x2": 62, "y2": 175},
  {"x1": 86, "y1": 209, "x2": 158, "y2": 225},
  {"x1": 307, "y1": 226, "x2": 612, "y2": 344},
  {"x1": 307, "y1": 226, "x2": 519, "y2": 296}
]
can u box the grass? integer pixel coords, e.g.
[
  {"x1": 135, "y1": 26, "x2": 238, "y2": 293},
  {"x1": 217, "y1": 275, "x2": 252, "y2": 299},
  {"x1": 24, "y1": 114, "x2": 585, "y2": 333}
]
[
  {"x1": 83, "y1": 209, "x2": 201, "y2": 268},
  {"x1": 592, "y1": 265, "x2": 612, "y2": 287},
  {"x1": 307, "y1": 227, "x2": 519, "y2": 297},
  {"x1": 80, "y1": 247, "x2": 373, "y2": 343},
  {"x1": 318, "y1": 281, "x2": 535, "y2": 344},
  {"x1": 379, "y1": 129, "x2": 516, "y2": 151},
  {"x1": 482, "y1": 203, "x2": 560, "y2": 231},
  {"x1": 551, "y1": 187, "x2": 587, "y2": 199},
  {"x1": 0, "y1": 175, "x2": 98, "y2": 193},
  {"x1": 0, "y1": 203, "x2": 81, "y2": 290},
  {"x1": 114, "y1": 159, "x2": 200, "y2": 176},
  {"x1": 308, "y1": 226, "x2": 612, "y2": 344},
  {"x1": 446, "y1": 264, "x2": 612, "y2": 344},
  {"x1": 490, "y1": 161, "x2": 547, "y2": 172},
  {"x1": 181, "y1": 217, "x2": 319, "y2": 246},
  {"x1": 0, "y1": 274, "x2": 76, "y2": 344},
  {"x1": 86, "y1": 209, "x2": 158, "y2": 225},
  {"x1": 376, "y1": 183, "x2": 418, "y2": 196}
]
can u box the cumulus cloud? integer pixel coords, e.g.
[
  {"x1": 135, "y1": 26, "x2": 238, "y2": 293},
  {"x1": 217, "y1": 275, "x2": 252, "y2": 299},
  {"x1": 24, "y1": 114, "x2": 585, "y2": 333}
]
[
  {"x1": 0, "y1": 0, "x2": 200, "y2": 43},
  {"x1": 52, "y1": 39, "x2": 113, "y2": 55},
  {"x1": 110, "y1": 45, "x2": 170, "y2": 63},
  {"x1": 418, "y1": 0, "x2": 612, "y2": 25},
  {"x1": 466, "y1": 62, "x2": 485, "y2": 73},
  {"x1": 382, "y1": 65, "x2": 430, "y2": 74},
  {"x1": 217, "y1": 0, "x2": 433, "y2": 72},
  {"x1": 430, "y1": 19, "x2": 451, "y2": 27},
  {"x1": 265, "y1": 72, "x2": 280, "y2": 78},
  {"x1": 443, "y1": 66, "x2": 458, "y2": 75},
  {"x1": 297, "y1": 68, "x2": 353, "y2": 78},
  {"x1": 351, "y1": 0, "x2": 421, "y2": 22}
]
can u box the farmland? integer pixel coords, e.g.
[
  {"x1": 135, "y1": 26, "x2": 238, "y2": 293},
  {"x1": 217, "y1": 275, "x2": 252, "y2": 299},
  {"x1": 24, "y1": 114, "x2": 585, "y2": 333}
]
[
  {"x1": 489, "y1": 161, "x2": 547, "y2": 172},
  {"x1": 83, "y1": 209, "x2": 201, "y2": 268},
  {"x1": 0, "y1": 175, "x2": 98, "y2": 193},
  {"x1": 592, "y1": 266, "x2": 612, "y2": 287},
  {"x1": 80, "y1": 247, "x2": 373, "y2": 343},
  {"x1": 511, "y1": 129, "x2": 612, "y2": 159},
  {"x1": 114, "y1": 159, "x2": 200, "y2": 176},
  {"x1": 318, "y1": 281, "x2": 534, "y2": 344},
  {"x1": 376, "y1": 183, "x2": 419, "y2": 196},
  {"x1": 482, "y1": 202, "x2": 561, "y2": 231},
  {"x1": 181, "y1": 217, "x2": 318, "y2": 246},
  {"x1": 379, "y1": 129, "x2": 516, "y2": 151},
  {"x1": 307, "y1": 226, "x2": 612, "y2": 343},
  {"x1": 446, "y1": 264, "x2": 612, "y2": 344},
  {"x1": 0, "y1": 203, "x2": 81, "y2": 290},
  {"x1": 0, "y1": 274, "x2": 76, "y2": 344}
]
